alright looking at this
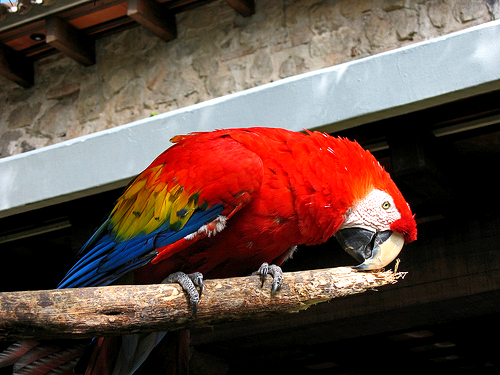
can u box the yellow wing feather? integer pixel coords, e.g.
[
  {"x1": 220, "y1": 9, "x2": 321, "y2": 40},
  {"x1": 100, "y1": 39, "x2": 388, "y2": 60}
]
[{"x1": 109, "y1": 164, "x2": 202, "y2": 242}]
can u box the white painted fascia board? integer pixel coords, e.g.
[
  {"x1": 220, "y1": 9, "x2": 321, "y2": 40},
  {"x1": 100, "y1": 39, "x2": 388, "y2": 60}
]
[{"x1": 2, "y1": 19, "x2": 500, "y2": 218}]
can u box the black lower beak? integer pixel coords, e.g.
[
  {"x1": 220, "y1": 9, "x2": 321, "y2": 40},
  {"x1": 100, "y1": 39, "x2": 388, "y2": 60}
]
[{"x1": 335, "y1": 228, "x2": 405, "y2": 270}]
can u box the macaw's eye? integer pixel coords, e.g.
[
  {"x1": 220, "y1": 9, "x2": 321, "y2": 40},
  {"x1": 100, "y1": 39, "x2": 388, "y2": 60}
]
[{"x1": 382, "y1": 201, "x2": 391, "y2": 210}]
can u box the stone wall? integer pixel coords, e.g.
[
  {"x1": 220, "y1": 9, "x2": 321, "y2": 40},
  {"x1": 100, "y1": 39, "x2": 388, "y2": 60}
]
[{"x1": 0, "y1": 0, "x2": 498, "y2": 158}]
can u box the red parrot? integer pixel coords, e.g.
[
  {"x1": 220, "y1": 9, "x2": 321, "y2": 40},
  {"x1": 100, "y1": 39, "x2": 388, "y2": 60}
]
[{"x1": 0, "y1": 127, "x2": 416, "y2": 374}]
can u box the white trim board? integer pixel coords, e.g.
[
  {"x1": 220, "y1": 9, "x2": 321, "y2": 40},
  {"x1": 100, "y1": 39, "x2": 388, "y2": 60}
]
[{"x1": 2, "y1": 20, "x2": 500, "y2": 218}]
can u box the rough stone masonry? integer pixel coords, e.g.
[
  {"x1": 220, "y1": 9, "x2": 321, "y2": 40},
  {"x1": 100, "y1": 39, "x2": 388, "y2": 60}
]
[{"x1": 0, "y1": 0, "x2": 498, "y2": 158}]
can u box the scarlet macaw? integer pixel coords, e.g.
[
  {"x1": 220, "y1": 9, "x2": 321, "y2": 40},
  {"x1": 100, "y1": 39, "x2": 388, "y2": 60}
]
[{"x1": 0, "y1": 127, "x2": 416, "y2": 374}]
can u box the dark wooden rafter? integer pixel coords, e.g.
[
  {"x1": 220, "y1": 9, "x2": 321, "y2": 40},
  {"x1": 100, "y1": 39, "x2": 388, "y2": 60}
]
[
  {"x1": 45, "y1": 16, "x2": 96, "y2": 66},
  {"x1": 127, "y1": 0, "x2": 177, "y2": 42},
  {"x1": 226, "y1": 0, "x2": 255, "y2": 17},
  {"x1": 0, "y1": 0, "x2": 257, "y2": 86},
  {"x1": 0, "y1": 43, "x2": 34, "y2": 88}
]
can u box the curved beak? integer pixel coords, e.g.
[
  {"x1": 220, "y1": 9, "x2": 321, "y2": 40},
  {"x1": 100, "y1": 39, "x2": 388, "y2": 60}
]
[{"x1": 335, "y1": 228, "x2": 405, "y2": 270}]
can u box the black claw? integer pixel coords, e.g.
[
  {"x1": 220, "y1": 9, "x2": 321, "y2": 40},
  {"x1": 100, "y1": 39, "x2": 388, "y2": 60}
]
[
  {"x1": 162, "y1": 271, "x2": 204, "y2": 317},
  {"x1": 252, "y1": 262, "x2": 269, "y2": 287},
  {"x1": 253, "y1": 262, "x2": 283, "y2": 295},
  {"x1": 191, "y1": 301, "x2": 199, "y2": 317},
  {"x1": 190, "y1": 272, "x2": 204, "y2": 299}
]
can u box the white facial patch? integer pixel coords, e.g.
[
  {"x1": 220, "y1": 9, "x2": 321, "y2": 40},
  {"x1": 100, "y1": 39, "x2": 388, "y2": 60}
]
[{"x1": 341, "y1": 189, "x2": 401, "y2": 232}]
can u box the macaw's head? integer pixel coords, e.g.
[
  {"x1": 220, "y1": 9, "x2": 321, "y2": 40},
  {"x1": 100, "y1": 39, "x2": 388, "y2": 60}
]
[
  {"x1": 317, "y1": 135, "x2": 418, "y2": 270},
  {"x1": 335, "y1": 187, "x2": 417, "y2": 270}
]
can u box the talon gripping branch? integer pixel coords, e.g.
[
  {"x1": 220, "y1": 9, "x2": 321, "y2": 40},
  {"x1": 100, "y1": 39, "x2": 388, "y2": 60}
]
[{"x1": 0, "y1": 127, "x2": 416, "y2": 374}]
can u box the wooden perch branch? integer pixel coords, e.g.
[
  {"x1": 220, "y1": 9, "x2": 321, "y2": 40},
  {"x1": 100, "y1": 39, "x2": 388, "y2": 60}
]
[{"x1": 0, "y1": 267, "x2": 405, "y2": 341}]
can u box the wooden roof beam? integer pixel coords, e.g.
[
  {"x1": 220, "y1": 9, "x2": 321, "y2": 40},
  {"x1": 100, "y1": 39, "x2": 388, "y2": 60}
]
[
  {"x1": 46, "y1": 16, "x2": 96, "y2": 66},
  {"x1": 0, "y1": 43, "x2": 34, "y2": 88},
  {"x1": 227, "y1": 0, "x2": 255, "y2": 17},
  {"x1": 127, "y1": 0, "x2": 176, "y2": 42}
]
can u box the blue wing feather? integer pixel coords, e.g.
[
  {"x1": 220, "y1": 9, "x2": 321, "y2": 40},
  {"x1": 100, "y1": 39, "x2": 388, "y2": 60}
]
[
  {"x1": 77, "y1": 220, "x2": 111, "y2": 257},
  {"x1": 58, "y1": 204, "x2": 224, "y2": 289}
]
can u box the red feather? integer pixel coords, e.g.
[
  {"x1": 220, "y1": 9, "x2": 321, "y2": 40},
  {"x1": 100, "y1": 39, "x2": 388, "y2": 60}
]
[{"x1": 134, "y1": 127, "x2": 416, "y2": 283}]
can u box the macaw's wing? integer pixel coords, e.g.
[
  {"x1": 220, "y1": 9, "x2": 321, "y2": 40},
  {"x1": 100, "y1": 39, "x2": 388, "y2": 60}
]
[{"x1": 58, "y1": 132, "x2": 264, "y2": 289}]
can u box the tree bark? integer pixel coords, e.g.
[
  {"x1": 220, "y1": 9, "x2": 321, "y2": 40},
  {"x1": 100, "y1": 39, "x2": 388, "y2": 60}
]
[{"x1": 0, "y1": 267, "x2": 405, "y2": 341}]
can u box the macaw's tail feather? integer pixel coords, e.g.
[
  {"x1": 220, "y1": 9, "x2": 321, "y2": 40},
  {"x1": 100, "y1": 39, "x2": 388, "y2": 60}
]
[
  {"x1": 112, "y1": 332, "x2": 167, "y2": 375},
  {"x1": 134, "y1": 330, "x2": 190, "y2": 375},
  {"x1": 81, "y1": 332, "x2": 167, "y2": 375},
  {"x1": 0, "y1": 340, "x2": 87, "y2": 375},
  {"x1": 0, "y1": 333, "x2": 168, "y2": 375},
  {"x1": 0, "y1": 341, "x2": 39, "y2": 368},
  {"x1": 81, "y1": 337, "x2": 120, "y2": 375}
]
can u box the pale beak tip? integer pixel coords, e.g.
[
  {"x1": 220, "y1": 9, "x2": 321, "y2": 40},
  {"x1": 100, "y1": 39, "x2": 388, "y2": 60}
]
[{"x1": 352, "y1": 232, "x2": 405, "y2": 271}]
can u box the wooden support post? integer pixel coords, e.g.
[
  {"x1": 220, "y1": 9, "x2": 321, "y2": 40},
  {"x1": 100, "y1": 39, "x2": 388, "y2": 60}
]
[
  {"x1": 127, "y1": 0, "x2": 177, "y2": 42},
  {"x1": 46, "y1": 16, "x2": 95, "y2": 66},
  {"x1": 227, "y1": 0, "x2": 255, "y2": 17},
  {"x1": 0, "y1": 267, "x2": 405, "y2": 341},
  {"x1": 0, "y1": 43, "x2": 34, "y2": 88}
]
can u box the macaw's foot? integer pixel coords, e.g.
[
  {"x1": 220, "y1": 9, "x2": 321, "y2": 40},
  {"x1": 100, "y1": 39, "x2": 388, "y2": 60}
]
[
  {"x1": 162, "y1": 272, "x2": 203, "y2": 316},
  {"x1": 252, "y1": 262, "x2": 283, "y2": 295}
]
